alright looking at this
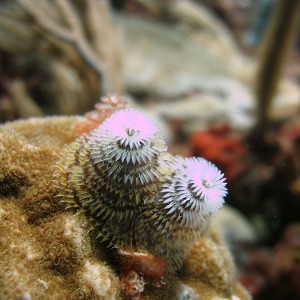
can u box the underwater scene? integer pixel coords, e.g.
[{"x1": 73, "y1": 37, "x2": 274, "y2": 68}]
[{"x1": 0, "y1": 1, "x2": 299, "y2": 299}]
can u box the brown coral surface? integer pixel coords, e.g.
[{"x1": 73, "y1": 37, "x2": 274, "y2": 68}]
[{"x1": 0, "y1": 116, "x2": 250, "y2": 300}]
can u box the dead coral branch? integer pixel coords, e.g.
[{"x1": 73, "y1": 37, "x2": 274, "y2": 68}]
[
  {"x1": 255, "y1": 0, "x2": 300, "y2": 129},
  {"x1": 0, "y1": 0, "x2": 123, "y2": 119},
  {"x1": 17, "y1": 0, "x2": 109, "y2": 93}
]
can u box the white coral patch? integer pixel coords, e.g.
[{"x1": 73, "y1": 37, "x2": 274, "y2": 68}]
[
  {"x1": 36, "y1": 279, "x2": 48, "y2": 290},
  {"x1": 82, "y1": 260, "x2": 113, "y2": 297},
  {"x1": 0, "y1": 207, "x2": 5, "y2": 219},
  {"x1": 64, "y1": 215, "x2": 91, "y2": 255},
  {"x1": 23, "y1": 242, "x2": 39, "y2": 261},
  {"x1": 8, "y1": 238, "x2": 40, "y2": 262}
]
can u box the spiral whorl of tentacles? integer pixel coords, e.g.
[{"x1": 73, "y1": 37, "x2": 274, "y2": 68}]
[
  {"x1": 89, "y1": 109, "x2": 169, "y2": 246},
  {"x1": 56, "y1": 106, "x2": 227, "y2": 271},
  {"x1": 138, "y1": 156, "x2": 227, "y2": 270},
  {"x1": 56, "y1": 108, "x2": 169, "y2": 247}
]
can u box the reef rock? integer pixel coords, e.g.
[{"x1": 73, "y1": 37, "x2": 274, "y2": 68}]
[
  {"x1": 118, "y1": 15, "x2": 230, "y2": 99},
  {"x1": 0, "y1": 113, "x2": 251, "y2": 300},
  {"x1": 150, "y1": 78, "x2": 255, "y2": 132}
]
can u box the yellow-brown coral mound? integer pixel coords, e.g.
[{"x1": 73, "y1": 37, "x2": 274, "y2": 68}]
[
  {"x1": 0, "y1": 116, "x2": 250, "y2": 300},
  {"x1": 182, "y1": 228, "x2": 238, "y2": 297}
]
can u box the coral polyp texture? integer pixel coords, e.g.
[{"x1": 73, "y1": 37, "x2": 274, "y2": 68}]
[{"x1": 0, "y1": 97, "x2": 250, "y2": 300}]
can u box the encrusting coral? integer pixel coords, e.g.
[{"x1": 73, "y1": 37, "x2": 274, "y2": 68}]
[{"x1": 0, "y1": 96, "x2": 251, "y2": 300}]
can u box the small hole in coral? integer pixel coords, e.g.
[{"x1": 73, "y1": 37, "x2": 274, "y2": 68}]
[{"x1": 0, "y1": 179, "x2": 21, "y2": 198}]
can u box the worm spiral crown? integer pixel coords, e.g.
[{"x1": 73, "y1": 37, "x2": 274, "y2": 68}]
[
  {"x1": 57, "y1": 108, "x2": 168, "y2": 247},
  {"x1": 138, "y1": 156, "x2": 227, "y2": 270},
  {"x1": 56, "y1": 106, "x2": 227, "y2": 271}
]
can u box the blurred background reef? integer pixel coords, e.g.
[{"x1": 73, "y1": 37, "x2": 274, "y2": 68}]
[{"x1": 0, "y1": 0, "x2": 300, "y2": 299}]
